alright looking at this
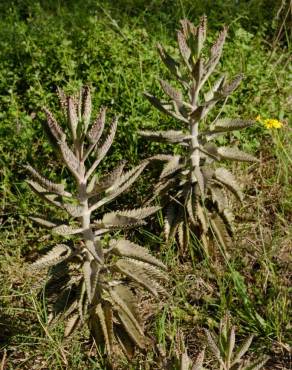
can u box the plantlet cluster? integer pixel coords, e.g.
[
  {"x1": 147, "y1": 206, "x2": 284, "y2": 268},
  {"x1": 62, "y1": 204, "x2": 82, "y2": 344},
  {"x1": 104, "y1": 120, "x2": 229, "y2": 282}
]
[{"x1": 140, "y1": 16, "x2": 259, "y2": 256}]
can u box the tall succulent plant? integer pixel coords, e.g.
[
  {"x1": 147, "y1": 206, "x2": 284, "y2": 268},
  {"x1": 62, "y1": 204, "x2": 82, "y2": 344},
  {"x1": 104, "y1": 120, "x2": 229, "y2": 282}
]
[
  {"x1": 140, "y1": 17, "x2": 259, "y2": 255},
  {"x1": 26, "y1": 87, "x2": 166, "y2": 357}
]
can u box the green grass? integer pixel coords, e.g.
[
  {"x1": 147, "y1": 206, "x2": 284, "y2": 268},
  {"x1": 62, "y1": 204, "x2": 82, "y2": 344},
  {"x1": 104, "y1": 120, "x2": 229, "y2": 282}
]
[{"x1": 0, "y1": 0, "x2": 291, "y2": 369}]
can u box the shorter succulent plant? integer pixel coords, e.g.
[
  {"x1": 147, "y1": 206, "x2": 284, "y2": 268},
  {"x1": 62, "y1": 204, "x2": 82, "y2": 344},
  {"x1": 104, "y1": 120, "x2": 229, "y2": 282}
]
[
  {"x1": 26, "y1": 86, "x2": 166, "y2": 358},
  {"x1": 171, "y1": 316, "x2": 269, "y2": 370},
  {"x1": 140, "y1": 17, "x2": 259, "y2": 255},
  {"x1": 203, "y1": 315, "x2": 269, "y2": 370}
]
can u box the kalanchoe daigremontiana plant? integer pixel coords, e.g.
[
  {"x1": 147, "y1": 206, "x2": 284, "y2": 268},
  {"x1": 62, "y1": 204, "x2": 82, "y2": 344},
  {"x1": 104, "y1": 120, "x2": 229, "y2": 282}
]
[
  {"x1": 140, "y1": 17, "x2": 259, "y2": 255},
  {"x1": 170, "y1": 315, "x2": 269, "y2": 369},
  {"x1": 26, "y1": 86, "x2": 166, "y2": 357}
]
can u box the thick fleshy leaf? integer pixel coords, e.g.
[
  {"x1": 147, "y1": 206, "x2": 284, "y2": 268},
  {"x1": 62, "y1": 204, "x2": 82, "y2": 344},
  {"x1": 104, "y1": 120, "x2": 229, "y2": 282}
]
[
  {"x1": 139, "y1": 130, "x2": 189, "y2": 144},
  {"x1": 217, "y1": 146, "x2": 259, "y2": 162},
  {"x1": 244, "y1": 356, "x2": 269, "y2": 370},
  {"x1": 123, "y1": 259, "x2": 167, "y2": 281},
  {"x1": 67, "y1": 96, "x2": 78, "y2": 139},
  {"x1": 164, "y1": 202, "x2": 183, "y2": 240},
  {"x1": 86, "y1": 116, "x2": 118, "y2": 180},
  {"x1": 178, "y1": 222, "x2": 189, "y2": 252},
  {"x1": 232, "y1": 335, "x2": 254, "y2": 365},
  {"x1": 222, "y1": 208, "x2": 235, "y2": 233},
  {"x1": 89, "y1": 311, "x2": 105, "y2": 348},
  {"x1": 82, "y1": 86, "x2": 92, "y2": 130},
  {"x1": 115, "y1": 259, "x2": 161, "y2": 297},
  {"x1": 109, "y1": 286, "x2": 143, "y2": 338},
  {"x1": 204, "y1": 74, "x2": 226, "y2": 102},
  {"x1": 109, "y1": 285, "x2": 145, "y2": 348},
  {"x1": 186, "y1": 191, "x2": 197, "y2": 227},
  {"x1": 157, "y1": 43, "x2": 181, "y2": 80},
  {"x1": 87, "y1": 106, "x2": 106, "y2": 144},
  {"x1": 159, "y1": 79, "x2": 183, "y2": 103},
  {"x1": 83, "y1": 259, "x2": 92, "y2": 301},
  {"x1": 63, "y1": 204, "x2": 84, "y2": 217},
  {"x1": 43, "y1": 108, "x2": 66, "y2": 142},
  {"x1": 57, "y1": 87, "x2": 68, "y2": 116},
  {"x1": 200, "y1": 26, "x2": 227, "y2": 87},
  {"x1": 197, "y1": 15, "x2": 207, "y2": 56},
  {"x1": 177, "y1": 30, "x2": 191, "y2": 68},
  {"x1": 192, "y1": 57, "x2": 204, "y2": 85},
  {"x1": 95, "y1": 303, "x2": 112, "y2": 354},
  {"x1": 107, "y1": 162, "x2": 148, "y2": 196},
  {"x1": 32, "y1": 244, "x2": 71, "y2": 269},
  {"x1": 90, "y1": 163, "x2": 148, "y2": 212},
  {"x1": 164, "y1": 202, "x2": 176, "y2": 240},
  {"x1": 160, "y1": 155, "x2": 184, "y2": 178},
  {"x1": 220, "y1": 74, "x2": 243, "y2": 96},
  {"x1": 52, "y1": 224, "x2": 84, "y2": 236},
  {"x1": 214, "y1": 167, "x2": 243, "y2": 202},
  {"x1": 100, "y1": 213, "x2": 146, "y2": 229},
  {"x1": 26, "y1": 180, "x2": 62, "y2": 208},
  {"x1": 110, "y1": 239, "x2": 166, "y2": 269},
  {"x1": 144, "y1": 93, "x2": 189, "y2": 123},
  {"x1": 64, "y1": 313, "x2": 79, "y2": 337},
  {"x1": 180, "y1": 351, "x2": 191, "y2": 370},
  {"x1": 59, "y1": 141, "x2": 80, "y2": 176},
  {"x1": 194, "y1": 166, "x2": 205, "y2": 194},
  {"x1": 209, "y1": 183, "x2": 228, "y2": 212},
  {"x1": 205, "y1": 329, "x2": 221, "y2": 361},
  {"x1": 87, "y1": 160, "x2": 126, "y2": 195},
  {"x1": 210, "y1": 118, "x2": 254, "y2": 133},
  {"x1": 112, "y1": 206, "x2": 160, "y2": 221},
  {"x1": 30, "y1": 217, "x2": 57, "y2": 228},
  {"x1": 110, "y1": 285, "x2": 142, "y2": 325},
  {"x1": 116, "y1": 308, "x2": 146, "y2": 350},
  {"x1": 25, "y1": 165, "x2": 71, "y2": 197},
  {"x1": 210, "y1": 214, "x2": 231, "y2": 249},
  {"x1": 196, "y1": 202, "x2": 208, "y2": 234}
]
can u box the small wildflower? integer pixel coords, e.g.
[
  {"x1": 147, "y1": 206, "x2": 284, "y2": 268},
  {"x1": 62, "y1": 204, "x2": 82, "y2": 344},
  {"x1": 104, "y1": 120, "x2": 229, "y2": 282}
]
[
  {"x1": 263, "y1": 118, "x2": 283, "y2": 129},
  {"x1": 255, "y1": 115, "x2": 283, "y2": 129}
]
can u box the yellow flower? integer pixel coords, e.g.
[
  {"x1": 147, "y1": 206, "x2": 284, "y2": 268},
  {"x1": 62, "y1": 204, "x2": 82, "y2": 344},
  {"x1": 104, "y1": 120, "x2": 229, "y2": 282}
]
[
  {"x1": 255, "y1": 115, "x2": 262, "y2": 122},
  {"x1": 262, "y1": 118, "x2": 283, "y2": 129}
]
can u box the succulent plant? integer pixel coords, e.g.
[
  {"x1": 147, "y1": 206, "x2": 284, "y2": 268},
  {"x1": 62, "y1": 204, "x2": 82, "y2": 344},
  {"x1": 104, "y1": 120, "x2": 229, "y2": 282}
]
[
  {"x1": 203, "y1": 315, "x2": 269, "y2": 370},
  {"x1": 26, "y1": 86, "x2": 166, "y2": 358},
  {"x1": 140, "y1": 17, "x2": 259, "y2": 255},
  {"x1": 169, "y1": 316, "x2": 268, "y2": 369}
]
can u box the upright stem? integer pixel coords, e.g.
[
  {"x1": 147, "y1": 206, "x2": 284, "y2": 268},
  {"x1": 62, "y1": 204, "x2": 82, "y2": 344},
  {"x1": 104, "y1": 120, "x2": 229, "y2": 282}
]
[
  {"x1": 190, "y1": 73, "x2": 200, "y2": 183},
  {"x1": 78, "y1": 180, "x2": 104, "y2": 263},
  {"x1": 190, "y1": 118, "x2": 200, "y2": 183}
]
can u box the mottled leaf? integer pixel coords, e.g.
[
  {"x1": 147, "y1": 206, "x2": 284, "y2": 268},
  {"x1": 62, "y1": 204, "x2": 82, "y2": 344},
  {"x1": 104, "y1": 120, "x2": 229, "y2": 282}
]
[
  {"x1": 25, "y1": 165, "x2": 71, "y2": 197},
  {"x1": 82, "y1": 86, "x2": 92, "y2": 130},
  {"x1": 32, "y1": 244, "x2": 71, "y2": 269},
  {"x1": 64, "y1": 313, "x2": 79, "y2": 337},
  {"x1": 43, "y1": 108, "x2": 66, "y2": 142},
  {"x1": 87, "y1": 106, "x2": 106, "y2": 144},
  {"x1": 159, "y1": 79, "x2": 183, "y2": 103},
  {"x1": 217, "y1": 146, "x2": 259, "y2": 162},
  {"x1": 110, "y1": 239, "x2": 166, "y2": 269},
  {"x1": 214, "y1": 167, "x2": 243, "y2": 202},
  {"x1": 210, "y1": 118, "x2": 254, "y2": 133}
]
